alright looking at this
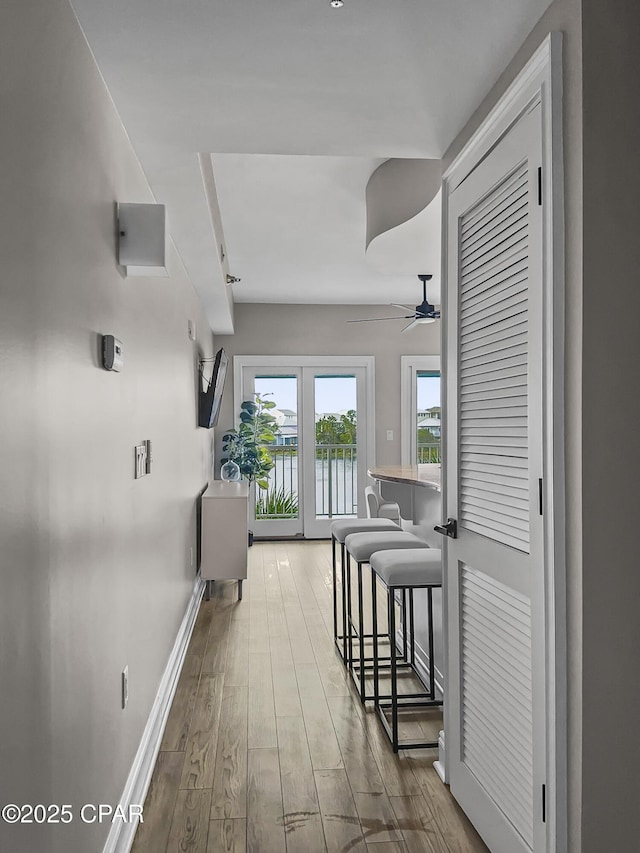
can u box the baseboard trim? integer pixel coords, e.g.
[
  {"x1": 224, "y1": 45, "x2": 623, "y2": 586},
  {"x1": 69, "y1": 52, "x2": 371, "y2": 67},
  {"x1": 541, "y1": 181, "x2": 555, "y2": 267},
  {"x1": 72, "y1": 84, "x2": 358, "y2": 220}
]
[{"x1": 102, "y1": 575, "x2": 205, "y2": 853}]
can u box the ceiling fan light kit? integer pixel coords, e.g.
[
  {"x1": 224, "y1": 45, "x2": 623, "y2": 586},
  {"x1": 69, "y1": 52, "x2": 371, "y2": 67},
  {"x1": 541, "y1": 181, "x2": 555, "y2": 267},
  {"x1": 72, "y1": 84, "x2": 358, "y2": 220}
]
[{"x1": 348, "y1": 274, "x2": 441, "y2": 332}]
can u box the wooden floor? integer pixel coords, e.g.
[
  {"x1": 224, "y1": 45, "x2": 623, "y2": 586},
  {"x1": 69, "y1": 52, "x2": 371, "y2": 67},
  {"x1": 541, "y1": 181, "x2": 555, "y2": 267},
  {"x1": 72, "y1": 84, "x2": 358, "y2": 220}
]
[{"x1": 132, "y1": 540, "x2": 489, "y2": 853}]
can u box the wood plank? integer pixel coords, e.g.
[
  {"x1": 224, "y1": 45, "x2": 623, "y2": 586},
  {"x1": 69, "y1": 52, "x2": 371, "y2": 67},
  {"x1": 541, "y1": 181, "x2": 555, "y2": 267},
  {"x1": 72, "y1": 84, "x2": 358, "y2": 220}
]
[
  {"x1": 202, "y1": 608, "x2": 232, "y2": 673},
  {"x1": 353, "y1": 791, "x2": 403, "y2": 845},
  {"x1": 210, "y1": 686, "x2": 248, "y2": 820},
  {"x1": 208, "y1": 819, "x2": 247, "y2": 853},
  {"x1": 366, "y1": 843, "x2": 409, "y2": 852},
  {"x1": 314, "y1": 768, "x2": 367, "y2": 853},
  {"x1": 406, "y1": 755, "x2": 489, "y2": 853},
  {"x1": 225, "y1": 614, "x2": 250, "y2": 688},
  {"x1": 276, "y1": 560, "x2": 316, "y2": 664},
  {"x1": 388, "y1": 795, "x2": 447, "y2": 853},
  {"x1": 327, "y1": 695, "x2": 385, "y2": 794},
  {"x1": 295, "y1": 664, "x2": 343, "y2": 770},
  {"x1": 247, "y1": 652, "x2": 277, "y2": 749},
  {"x1": 180, "y1": 674, "x2": 225, "y2": 789},
  {"x1": 347, "y1": 701, "x2": 422, "y2": 797},
  {"x1": 269, "y1": 632, "x2": 303, "y2": 718},
  {"x1": 161, "y1": 654, "x2": 202, "y2": 752},
  {"x1": 131, "y1": 751, "x2": 183, "y2": 853},
  {"x1": 166, "y1": 788, "x2": 212, "y2": 853},
  {"x1": 188, "y1": 601, "x2": 215, "y2": 657},
  {"x1": 246, "y1": 748, "x2": 286, "y2": 853},
  {"x1": 276, "y1": 716, "x2": 326, "y2": 852}
]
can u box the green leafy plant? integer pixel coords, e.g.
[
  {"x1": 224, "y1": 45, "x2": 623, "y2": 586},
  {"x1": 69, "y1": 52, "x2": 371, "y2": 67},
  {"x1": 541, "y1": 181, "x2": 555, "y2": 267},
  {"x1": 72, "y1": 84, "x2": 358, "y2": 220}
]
[
  {"x1": 221, "y1": 394, "x2": 280, "y2": 490},
  {"x1": 255, "y1": 486, "x2": 299, "y2": 519}
]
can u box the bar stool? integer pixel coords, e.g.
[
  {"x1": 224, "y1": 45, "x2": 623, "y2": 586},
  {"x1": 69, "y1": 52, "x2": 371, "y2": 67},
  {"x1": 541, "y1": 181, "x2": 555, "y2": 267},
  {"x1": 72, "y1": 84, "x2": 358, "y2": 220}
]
[
  {"x1": 343, "y1": 530, "x2": 431, "y2": 703},
  {"x1": 370, "y1": 548, "x2": 443, "y2": 752},
  {"x1": 364, "y1": 485, "x2": 401, "y2": 522},
  {"x1": 330, "y1": 518, "x2": 402, "y2": 663}
]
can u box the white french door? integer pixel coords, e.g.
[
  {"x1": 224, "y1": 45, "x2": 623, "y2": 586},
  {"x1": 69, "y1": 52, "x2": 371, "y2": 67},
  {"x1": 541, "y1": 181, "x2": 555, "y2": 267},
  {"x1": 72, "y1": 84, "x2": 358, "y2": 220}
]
[
  {"x1": 236, "y1": 357, "x2": 374, "y2": 539},
  {"x1": 444, "y1": 103, "x2": 547, "y2": 853}
]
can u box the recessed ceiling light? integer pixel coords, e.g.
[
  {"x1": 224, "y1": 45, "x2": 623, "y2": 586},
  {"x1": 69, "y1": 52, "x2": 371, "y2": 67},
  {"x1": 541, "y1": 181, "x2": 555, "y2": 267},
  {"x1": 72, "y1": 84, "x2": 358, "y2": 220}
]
[{"x1": 330, "y1": 0, "x2": 344, "y2": 7}]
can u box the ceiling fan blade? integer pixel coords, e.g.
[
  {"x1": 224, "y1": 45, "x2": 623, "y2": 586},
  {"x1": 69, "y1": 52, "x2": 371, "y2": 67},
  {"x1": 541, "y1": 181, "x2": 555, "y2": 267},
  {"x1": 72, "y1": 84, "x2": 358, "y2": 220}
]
[
  {"x1": 402, "y1": 319, "x2": 420, "y2": 333},
  {"x1": 346, "y1": 316, "x2": 414, "y2": 323},
  {"x1": 391, "y1": 303, "x2": 415, "y2": 312}
]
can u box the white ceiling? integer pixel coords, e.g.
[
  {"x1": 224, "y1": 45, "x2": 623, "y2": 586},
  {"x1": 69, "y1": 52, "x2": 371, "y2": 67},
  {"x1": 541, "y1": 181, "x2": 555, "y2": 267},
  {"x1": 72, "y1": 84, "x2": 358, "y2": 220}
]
[{"x1": 69, "y1": 0, "x2": 552, "y2": 332}]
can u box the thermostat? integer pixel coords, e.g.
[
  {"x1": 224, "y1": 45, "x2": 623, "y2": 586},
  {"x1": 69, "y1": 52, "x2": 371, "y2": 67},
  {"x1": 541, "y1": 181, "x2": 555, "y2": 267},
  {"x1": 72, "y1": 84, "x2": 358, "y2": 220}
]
[{"x1": 102, "y1": 335, "x2": 124, "y2": 372}]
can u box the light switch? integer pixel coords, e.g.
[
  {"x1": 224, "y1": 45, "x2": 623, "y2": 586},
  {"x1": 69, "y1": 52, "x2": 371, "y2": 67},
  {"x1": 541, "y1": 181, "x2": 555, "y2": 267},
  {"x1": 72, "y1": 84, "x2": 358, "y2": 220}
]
[
  {"x1": 134, "y1": 444, "x2": 147, "y2": 479},
  {"x1": 386, "y1": 430, "x2": 394, "y2": 441}
]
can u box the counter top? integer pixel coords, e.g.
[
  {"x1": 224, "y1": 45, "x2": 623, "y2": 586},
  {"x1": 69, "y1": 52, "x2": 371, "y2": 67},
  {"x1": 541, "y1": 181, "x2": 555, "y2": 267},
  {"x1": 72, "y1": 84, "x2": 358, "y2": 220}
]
[
  {"x1": 205, "y1": 481, "x2": 250, "y2": 498},
  {"x1": 368, "y1": 463, "x2": 441, "y2": 490}
]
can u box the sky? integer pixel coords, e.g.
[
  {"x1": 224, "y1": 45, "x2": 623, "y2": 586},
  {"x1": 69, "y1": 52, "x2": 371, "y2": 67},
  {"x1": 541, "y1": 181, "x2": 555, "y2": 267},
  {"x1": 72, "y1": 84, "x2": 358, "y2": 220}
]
[{"x1": 254, "y1": 372, "x2": 440, "y2": 414}]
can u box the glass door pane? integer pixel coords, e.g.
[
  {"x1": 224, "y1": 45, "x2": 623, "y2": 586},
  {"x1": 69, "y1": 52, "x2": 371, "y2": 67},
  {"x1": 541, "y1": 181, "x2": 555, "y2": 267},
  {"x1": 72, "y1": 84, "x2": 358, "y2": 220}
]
[
  {"x1": 416, "y1": 371, "x2": 441, "y2": 464},
  {"x1": 302, "y1": 368, "x2": 367, "y2": 538},
  {"x1": 314, "y1": 375, "x2": 358, "y2": 520},
  {"x1": 249, "y1": 373, "x2": 302, "y2": 537}
]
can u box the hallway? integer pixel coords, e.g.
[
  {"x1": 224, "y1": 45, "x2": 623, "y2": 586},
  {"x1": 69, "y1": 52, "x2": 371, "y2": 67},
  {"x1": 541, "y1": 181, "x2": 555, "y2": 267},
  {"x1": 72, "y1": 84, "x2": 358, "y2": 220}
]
[{"x1": 132, "y1": 541, "x2": 488, "y2": 853}]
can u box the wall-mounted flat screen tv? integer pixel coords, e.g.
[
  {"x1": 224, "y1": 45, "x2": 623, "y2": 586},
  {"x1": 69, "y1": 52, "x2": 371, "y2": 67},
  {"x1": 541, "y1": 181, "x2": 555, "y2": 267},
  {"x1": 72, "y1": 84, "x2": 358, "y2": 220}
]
[{"x1": 198, "y1": 348, "x2": 228, "y2": 428}]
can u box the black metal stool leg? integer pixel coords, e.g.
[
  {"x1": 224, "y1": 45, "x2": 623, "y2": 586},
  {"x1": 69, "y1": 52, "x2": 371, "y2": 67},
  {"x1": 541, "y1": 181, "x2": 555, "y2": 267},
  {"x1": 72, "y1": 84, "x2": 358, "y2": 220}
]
[
  {"x1": 402, "y1": 588, "x2": 408, "y2": 661},
  {"x1": 428, "y1": 586, "x2": 435, "y2": 698},
  {"x1": 372, "y1": 570, "x2": 379, "y2": 706},
  {"x1": 409, "y1": 589, "x2": 416, "y2": 667},
  {"x1": 341, "y1": 543, "x2": 348, "y2": 663},
  {"x1": 357, "y1": 561, "x2": 366, "y2": 703},
  {"x1": 331, "y1": 535, "x2": 338, "y2": 645},
  {"x1": 346, "y1": 550, "x2": 354, "y2": 672},
  {"x1": 389, "y1": 586, "x2": 399, "y2": 752}
]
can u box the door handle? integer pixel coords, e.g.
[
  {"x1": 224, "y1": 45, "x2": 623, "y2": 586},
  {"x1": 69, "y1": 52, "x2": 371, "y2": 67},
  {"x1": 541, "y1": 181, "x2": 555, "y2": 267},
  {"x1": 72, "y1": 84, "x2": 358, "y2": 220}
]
[{"x1": 434, "y1": 517, "x2": 457, "y2": 539}]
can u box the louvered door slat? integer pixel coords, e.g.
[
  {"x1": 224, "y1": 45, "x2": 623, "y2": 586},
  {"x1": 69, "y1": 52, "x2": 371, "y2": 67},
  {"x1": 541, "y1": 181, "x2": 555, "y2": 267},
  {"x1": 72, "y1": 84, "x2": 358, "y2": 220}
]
[
  {"x1": 462, "y1": 199, "x2": 528, "y2": 256},
  {"x1": 462, "y1": 219, "x2": 528, "y2": 271},
  {"x1": 461, "y1": 278, "x2": 528, "y2": 322},
  {"x1": 461, "y1": 297, "x2": 528, "y2": 337},
  {"x1": 460, "y1": 565, "x2": 534, "y2": 847},
  {"x1": 461, "y1": 254, "x2": 528, "y2": 300},
  {"x1": 461, "y1": 252, "x2": 529, "y2": 301},
  {"x1": 461, "y1": 164, "x2": 528, "y2": 234},
  {"x1": 459, "y1": 160, "x2": 530, "y2": 552}
]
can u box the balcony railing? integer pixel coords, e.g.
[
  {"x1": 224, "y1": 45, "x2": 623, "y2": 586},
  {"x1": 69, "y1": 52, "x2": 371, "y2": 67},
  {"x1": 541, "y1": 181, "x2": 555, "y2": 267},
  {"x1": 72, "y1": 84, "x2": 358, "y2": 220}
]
[
  {"x1": 256, "y1": 444, "x2": 358, "y2": 520},
  {"x1": 417, "y1": 442, "x2": 441, "y2": 464},
  {"x1": 315, "y1": 444, "x2": 357, "y2": 518}
]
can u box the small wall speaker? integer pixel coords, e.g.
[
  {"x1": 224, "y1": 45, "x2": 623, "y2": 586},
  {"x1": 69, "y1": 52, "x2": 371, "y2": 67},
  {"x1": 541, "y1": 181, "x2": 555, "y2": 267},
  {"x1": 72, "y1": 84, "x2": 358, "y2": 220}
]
[{"x1": 117, "y1": 203, "x2": 168, "y2": 277}]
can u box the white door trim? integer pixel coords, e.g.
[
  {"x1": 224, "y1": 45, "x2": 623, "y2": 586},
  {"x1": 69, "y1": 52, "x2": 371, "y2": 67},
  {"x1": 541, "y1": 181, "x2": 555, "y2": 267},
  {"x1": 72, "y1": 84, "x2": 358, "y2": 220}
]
[
  {"x1": 400, "y1": 355, "x2": 441, "y2": 465},
  {"x1": 441, "y1": 32, "x2": 566, "y2": 853}
]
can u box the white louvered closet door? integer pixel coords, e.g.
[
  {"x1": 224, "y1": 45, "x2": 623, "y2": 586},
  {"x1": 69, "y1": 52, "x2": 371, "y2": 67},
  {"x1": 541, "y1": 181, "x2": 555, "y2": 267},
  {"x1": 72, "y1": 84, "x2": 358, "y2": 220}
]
[{"x1": 444, "y1": 104, "x2": 546, "y2": 853}]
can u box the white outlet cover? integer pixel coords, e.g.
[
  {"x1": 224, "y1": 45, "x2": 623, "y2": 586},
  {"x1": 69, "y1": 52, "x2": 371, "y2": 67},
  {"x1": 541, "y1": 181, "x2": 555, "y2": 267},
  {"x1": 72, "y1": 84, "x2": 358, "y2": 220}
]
[
  {"x1": 188, "y1": 320, "x2": 197, "y2": 341},
  {"x1": 122, "y1": 666, "x2": 129, "y2": 709}
]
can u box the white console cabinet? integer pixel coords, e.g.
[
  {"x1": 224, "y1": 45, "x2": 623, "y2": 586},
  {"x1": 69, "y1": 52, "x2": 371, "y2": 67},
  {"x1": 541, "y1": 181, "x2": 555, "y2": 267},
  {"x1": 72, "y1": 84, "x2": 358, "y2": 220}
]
[{"x1": 200, "y1": 481, "x2": 249, "y2": 600}]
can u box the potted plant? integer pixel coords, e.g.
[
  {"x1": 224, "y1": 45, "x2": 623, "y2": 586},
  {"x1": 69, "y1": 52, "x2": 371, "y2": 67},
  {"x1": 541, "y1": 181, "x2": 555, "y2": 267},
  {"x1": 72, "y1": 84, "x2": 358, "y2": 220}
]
[{"x1": 221, "y1": 394, "x2": 280, "y2": 544}]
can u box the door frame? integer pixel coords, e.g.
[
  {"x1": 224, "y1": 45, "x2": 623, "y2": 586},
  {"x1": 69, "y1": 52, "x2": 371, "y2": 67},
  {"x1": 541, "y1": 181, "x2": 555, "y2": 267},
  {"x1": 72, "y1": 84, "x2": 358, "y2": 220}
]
[
  {"x1": 400, "y1": 355, "x2": 441, "y2": 466},
  {"x1": 441, "y1": 33, "x2": 566, "y2": 853},
  {"x1": 233, "y1": 355, "x2": 376, "y2": 536}
]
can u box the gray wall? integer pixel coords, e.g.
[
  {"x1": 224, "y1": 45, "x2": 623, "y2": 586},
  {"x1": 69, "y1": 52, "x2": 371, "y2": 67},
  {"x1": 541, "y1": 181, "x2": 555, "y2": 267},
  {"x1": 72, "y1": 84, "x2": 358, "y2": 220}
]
[
  {"x1": 581, "y1": 2, "x2": 640, "y2": 850},
  {"x1": 214, "y1": 302, "x2": 439, "y2": 470},
  {"x1": 0, "y1": 1, "x2": 214, "y2": 851}
]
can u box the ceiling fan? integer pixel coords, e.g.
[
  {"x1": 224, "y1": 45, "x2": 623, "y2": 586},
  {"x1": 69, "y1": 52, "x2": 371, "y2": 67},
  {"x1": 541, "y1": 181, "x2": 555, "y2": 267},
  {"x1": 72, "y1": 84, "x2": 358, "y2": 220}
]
[{"x1": 348, "y1": 274, "x2": 441, "y2": 333}]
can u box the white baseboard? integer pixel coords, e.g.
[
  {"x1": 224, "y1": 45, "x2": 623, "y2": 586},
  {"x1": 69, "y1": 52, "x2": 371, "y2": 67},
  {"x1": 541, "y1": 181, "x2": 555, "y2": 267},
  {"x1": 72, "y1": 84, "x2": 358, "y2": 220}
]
[
  {"x1": 102, "y1": 575, "x2": 205, "y2": 853},
  {"x1": 434, "y1": 730, "x2": 447, "y2": 783}
]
